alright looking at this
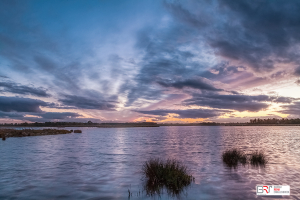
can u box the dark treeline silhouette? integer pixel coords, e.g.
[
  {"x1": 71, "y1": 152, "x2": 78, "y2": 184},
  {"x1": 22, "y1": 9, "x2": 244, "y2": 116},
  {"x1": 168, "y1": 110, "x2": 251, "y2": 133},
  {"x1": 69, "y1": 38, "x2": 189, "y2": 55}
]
[
  {"x1": 1, "y1": 119, "x2": 300, "y2": 127},
  {"x1": 250, "y1": 118, "x2": 300, "y2": 124}
]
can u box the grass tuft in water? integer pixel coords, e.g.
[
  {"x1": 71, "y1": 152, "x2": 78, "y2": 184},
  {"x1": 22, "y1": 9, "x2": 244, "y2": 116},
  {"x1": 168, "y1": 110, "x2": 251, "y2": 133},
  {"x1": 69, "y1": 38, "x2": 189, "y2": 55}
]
[
  {"x1": 142, "y1": 158, "x2": 194, "y2": 197},
  {"x1": 222, "y1": 149, "x2": 247, "y2": 168},
  {"x1": 250, "y1": 151, "x2": 268, "y2": 166}
]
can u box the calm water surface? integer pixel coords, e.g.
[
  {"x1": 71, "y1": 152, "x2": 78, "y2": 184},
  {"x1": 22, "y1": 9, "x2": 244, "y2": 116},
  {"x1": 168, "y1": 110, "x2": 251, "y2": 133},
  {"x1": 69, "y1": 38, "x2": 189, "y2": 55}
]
[{"x1": 0, "y1": 126, "x2": 300, "y2": 200}]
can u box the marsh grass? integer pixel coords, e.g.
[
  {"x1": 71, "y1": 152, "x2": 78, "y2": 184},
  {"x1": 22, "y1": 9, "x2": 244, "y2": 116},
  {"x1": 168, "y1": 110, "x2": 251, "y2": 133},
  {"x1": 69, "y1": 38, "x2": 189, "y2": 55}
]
[
  {"x1": 222, "y1": 149, "x2": 247, "y2": 168},
  {"x1": 250, "y1": 151, "x2": 268, "y2": 166},
  {"x1": 142, "y1": 158, "x2": 194, "y2": 197},
  {"x1": 222, "y1": 149, "x2": 268, "y2": 168}
]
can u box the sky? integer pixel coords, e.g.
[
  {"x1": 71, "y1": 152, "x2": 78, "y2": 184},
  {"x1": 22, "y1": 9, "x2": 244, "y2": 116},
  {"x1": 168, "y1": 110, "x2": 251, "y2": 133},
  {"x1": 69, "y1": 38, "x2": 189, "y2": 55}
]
[{"x1": 0, "y1": 0, "x2": 300, "y2": 123}]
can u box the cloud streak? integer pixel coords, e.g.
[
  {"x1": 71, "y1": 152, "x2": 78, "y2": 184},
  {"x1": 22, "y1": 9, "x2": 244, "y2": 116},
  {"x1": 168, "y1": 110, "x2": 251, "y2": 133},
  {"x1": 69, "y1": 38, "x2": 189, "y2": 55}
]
[
  {"x1": 183, "y1": 93, "x2": 296, "y2": 112},
  {"x1": 157, "y1": 78, "x2": 223, "y2": 91},
  {"x1": 59, "y1": 95, "x2": 117, "y2": 110},
  {"x1": 0, "y1": 96, "x2": 50, "y2": 112},
  {"x1": 0, "y1": 81, "x2": 49, "y2": 97},
  {"x1": 280, "y1": 101, "x2": 300, "y2": 116},
  {"x1": 134, "y1": 108, "x2": 226, "y2": 119}
]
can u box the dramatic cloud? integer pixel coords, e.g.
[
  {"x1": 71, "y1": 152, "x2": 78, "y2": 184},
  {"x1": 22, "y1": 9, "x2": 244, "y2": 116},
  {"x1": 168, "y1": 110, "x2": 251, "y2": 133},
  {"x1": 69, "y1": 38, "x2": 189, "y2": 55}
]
[
  {"x1": 0, "y1": 111, "x2": 81, "y2": 121},
  {"x1": 123, "y1": 0, "x2": 300, "y2": 106},
  {"x1": 183, "y1": 93, "x2": 296, "y2": 112},
  {"x1": 280, "y1": 101, "x2": 300, "y2": 116},
  {"x1": 38, "y1": 112, "x2": 82, "y2": 119},
  {"x1": 0, "y1": 1, "x2": 299, "y2": 122},
  {"x1": 166, "y1": 0, "x2": 300, "y2": 72},
  {"x1": 0, "y1": 95, "x2": 82, "y2": 122},
  {"x1": 0, "y1": 96, "x2": 50, "y2": 112},
  {"x1": 121, "y1": 25, "x2": 212, "y2": 106},
  {"x1": 134, "y1": 109, "x2": 225, "y2": 119},
  {"x1": 59, "y1": 95, "x2": 117, "y2": 110},
  {"x1": 157, "y1": 78, "x2": 223, "y2": 91},
  {"x1": 0, "y1": 81, "x2": 49, "y2": 97},
  {"x1": 274, "y1": 97, "x2": 295, "y2": 104}
]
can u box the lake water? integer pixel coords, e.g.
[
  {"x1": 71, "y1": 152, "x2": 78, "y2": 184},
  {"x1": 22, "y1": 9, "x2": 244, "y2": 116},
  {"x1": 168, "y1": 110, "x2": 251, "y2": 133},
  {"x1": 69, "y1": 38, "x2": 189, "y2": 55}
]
[{"x1": 0, "y1": 126, "x2": 300, "y2": 199}]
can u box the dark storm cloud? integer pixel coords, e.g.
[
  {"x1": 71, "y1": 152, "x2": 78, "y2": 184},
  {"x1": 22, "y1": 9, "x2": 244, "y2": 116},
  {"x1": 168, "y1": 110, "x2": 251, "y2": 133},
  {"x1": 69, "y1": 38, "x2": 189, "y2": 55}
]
[
  {"x1": 280, "y1": 101, "x2": 300, "y2": 116},
  {"x1": 166, "y1": 0, "x2": 300, "y2": 72},
  {"x1": 59, "y1": 95, "x2": 116, "y2": 110},
  {"x1": 0, "y1": 81, "x2": 49, "y2": 97},
  {"x1": 183, "y1": 93, "x2": 296, "y2": 112},
  {"x1": 0, "y1": 96, "x2": 50, "y2": 112},
  {"x1": 134, "y1": 108, "x2": 224, "y2": 119},
  {"x1": 157, "y1": 78, "x2": 223, "y2": 91}
]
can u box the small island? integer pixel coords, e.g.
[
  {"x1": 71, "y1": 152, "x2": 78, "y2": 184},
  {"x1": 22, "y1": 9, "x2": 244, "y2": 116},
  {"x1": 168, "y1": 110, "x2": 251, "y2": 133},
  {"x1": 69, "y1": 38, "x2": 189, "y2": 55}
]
[{"x1": 0, "y1": 129, "x2": 73, "y2": 140}]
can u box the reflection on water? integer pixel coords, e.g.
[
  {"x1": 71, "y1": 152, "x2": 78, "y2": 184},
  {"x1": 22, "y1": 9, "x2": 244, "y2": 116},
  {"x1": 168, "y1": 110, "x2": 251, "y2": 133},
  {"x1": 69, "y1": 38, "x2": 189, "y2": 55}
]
[{"x1": 0, "y1": 126, "x2": 300, "y2": 199}]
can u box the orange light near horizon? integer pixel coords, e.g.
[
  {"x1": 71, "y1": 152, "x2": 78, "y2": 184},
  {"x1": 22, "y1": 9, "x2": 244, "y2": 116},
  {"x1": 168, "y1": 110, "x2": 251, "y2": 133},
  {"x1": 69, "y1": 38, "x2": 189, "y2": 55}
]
[
  {"x1": 231, "y1": 109, "x2": 288, "y2": 119},
  {"x1": 24, "y1": 114, "x2": 42, "y2": 118},
  {"x1": 133, "y1": 113, "x2": 208, "y2": 123}
]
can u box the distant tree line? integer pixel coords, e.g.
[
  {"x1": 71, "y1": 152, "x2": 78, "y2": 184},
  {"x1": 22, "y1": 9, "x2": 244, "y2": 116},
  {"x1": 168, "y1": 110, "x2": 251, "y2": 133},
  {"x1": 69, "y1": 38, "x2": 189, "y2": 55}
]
[{"x1": 250, "y1": 118, "x2": 300, "y2": 124}]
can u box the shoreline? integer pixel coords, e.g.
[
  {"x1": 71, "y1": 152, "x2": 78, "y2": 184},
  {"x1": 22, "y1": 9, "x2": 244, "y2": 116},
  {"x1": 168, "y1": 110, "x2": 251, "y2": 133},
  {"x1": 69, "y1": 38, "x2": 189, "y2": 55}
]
[
  {"x1": 159, "y1": 123, "x2": 300, "y2": 126},
  {"x1": 0, "y1": 129, "x2": 72, "y2": 139}
]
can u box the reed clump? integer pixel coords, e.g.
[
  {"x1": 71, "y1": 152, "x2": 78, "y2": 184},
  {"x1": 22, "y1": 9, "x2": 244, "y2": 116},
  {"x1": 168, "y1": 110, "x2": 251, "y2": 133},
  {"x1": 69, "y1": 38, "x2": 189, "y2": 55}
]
[
  {"x1": 222, "y1": 148, "x2": 268, "y2": 167},
  {"x1": 250, "y1": 151, "x2": 268, "y2": 166},
  {"x1": 222, "y1": 149, "x2": 247, "y2": 167},
  {"x1": 142, "y1": 158, "x2": 194, "y2": 196}
]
